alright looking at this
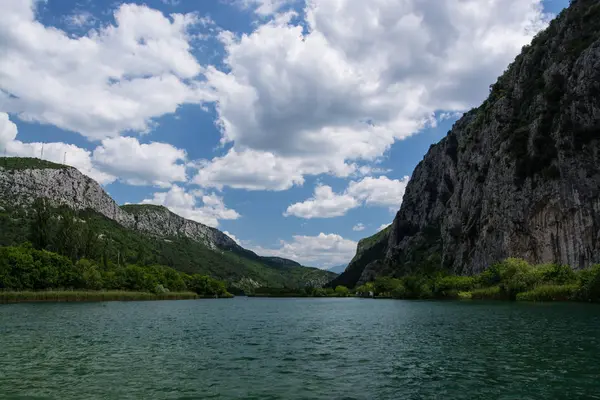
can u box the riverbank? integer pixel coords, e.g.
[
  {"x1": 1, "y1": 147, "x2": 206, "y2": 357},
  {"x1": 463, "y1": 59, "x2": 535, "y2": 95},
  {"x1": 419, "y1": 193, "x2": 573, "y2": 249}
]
[{"x1": 0, "y1": 290, "x2": 226, "y2": 304}]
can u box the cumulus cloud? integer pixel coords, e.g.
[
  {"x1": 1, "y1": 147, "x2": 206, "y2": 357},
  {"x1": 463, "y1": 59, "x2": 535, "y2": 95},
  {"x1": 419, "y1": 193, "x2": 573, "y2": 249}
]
[
  {"x1": 141, "y1": 185, "x2": 240, "y2": 227},
  {"x1": 63, "y1": 11, "x2": 97, "y2": 28},
  {"x1": 352, "y1": 223, "x2": 365, "y2": 232},
  {"x1": 92, "y1": 137, "x2": 187, "y2": 187},
  {"x1": 193, "y1": 149, "x2": 356, "y2": 191},
  {"x1": 284, "y1": 185, "x2": 358, "y2": 219},
  {"x1": 347, "y1": 176, "x2": 410, "y2": 208},
  {"x1": 1, "y1": 113, "x2": 189, "y2": 187},
  {"x1": 0, "y1": 112, "x2": 115, "y2": 184},
  {"x1": 252, "y1": 233, "x2": 357, "y2": 268},
  {"x1": 223, "y1": 231, "x2": 241, "y2": 245},
  {"x1": 378, "y1": 223, "x2": 391, "y2": 232},
  {"x1": 0, "y1": 1, "x2": 213, "y2": 140},
  {"x1": 285, "y1": 175, "x2": 410, "y2": 219},
  {"x1": 235, "y1": 0, "x2": 294, "y2": 15},
  {"x1": 194, "y1": 0, "x2": 549, "y2": 191}
]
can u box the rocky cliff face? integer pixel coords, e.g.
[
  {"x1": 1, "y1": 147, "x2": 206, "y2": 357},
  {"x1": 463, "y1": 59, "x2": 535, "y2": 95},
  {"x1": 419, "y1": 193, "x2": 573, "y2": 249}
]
[
  {"x1": 336, "y1": 0, "x2": 600, "y2": 287},
  {"x1": 121, "y1": 204, "x2": 238, "y2": 251},
  {"x1": 0, "y1": 160, "x2": 133, "y2": 225},
  {"x1": 0, "y1": 158, "x2": 239, "y2": 252}
]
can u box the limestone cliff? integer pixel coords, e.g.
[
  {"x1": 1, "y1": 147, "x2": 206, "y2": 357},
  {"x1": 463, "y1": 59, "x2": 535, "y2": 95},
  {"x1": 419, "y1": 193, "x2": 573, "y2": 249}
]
[
  {"x1": 335, "y1": 0, "x2": 600, "y2": 287},
  {"x1": 0, "y1": 158, "x2": 254, "y2": 257}
]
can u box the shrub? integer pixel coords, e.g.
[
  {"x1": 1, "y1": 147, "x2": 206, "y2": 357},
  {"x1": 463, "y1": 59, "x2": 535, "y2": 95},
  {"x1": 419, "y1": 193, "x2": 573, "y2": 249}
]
[
  {"x1": 374, "y1": 277, "x2": 403, "y2": 296},
  {"x1": 334, "y1": 285, "x2": 350, "y2": 297},
  {"x1": 390, "y1": 284, "x2": 407, "y2": 299},
  {"x1": 434, "y1": 275, "x2": 475, "y2": 297},
  {"x1": 403, "y1": 275, "x2": 434, "y2": 299},
  {"x1": 516, "y1": 284, "x2": 578, "y2": 302},
  {"x1": 471, "y1": 286, "x2": 505, "y2": 300},
  {"x1": 537, "y1": 263, "x2": 577, "y2": 285},
  {"x1": 576, "y1": 265, "x2": 600, "y2": 302},
  {"x1": 457, "y1": 291, "x2": 472, "y2": 300}
]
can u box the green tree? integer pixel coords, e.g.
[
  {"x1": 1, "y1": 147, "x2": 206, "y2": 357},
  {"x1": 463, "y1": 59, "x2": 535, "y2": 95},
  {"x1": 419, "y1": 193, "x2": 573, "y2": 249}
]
[
  {"x1": 334, "y1": 285, "x2": 350, "y2": 297},
  {"x1": 30, "y1": 198, "x2": 51, "y2": 250}
]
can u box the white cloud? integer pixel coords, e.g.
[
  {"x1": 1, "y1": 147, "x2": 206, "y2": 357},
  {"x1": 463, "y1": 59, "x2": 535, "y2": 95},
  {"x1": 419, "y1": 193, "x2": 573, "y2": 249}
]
[
  {"x1": 378, "y1": 223, "x2": 391, "y2": 232},
  {"x1": 235, "y1": 0, "x2": 294, "y2": 16},
  {"x1": 193, "y1": 148, "x2": 355, "y2": 191},
  {"x1": 197, "y1": 0, "x2": 548, "y2": 191},
  {"x1": 194, "y1": 149, "x2": 305, "y2": 191},
  {"x1": 1, "y1": 113, "x2": 189, "y2": 187},
  {"x1": 285, "y1": 175, "x2": 410, "y2": 219},
  {"x1": 64, "y1": 11, "x2": 97, "y2": 28},
  {"x1": 92, "y1": 136, "x2": 187, "y2": 187},
  {"x1": 347, "y1": 175, "x2": 410, "y2": 208},
  {"x1": 284, "y1": 185, "x2": 358, "y2": 219},
  {"x1": 141, "y1": 185, "x2": 240, "y2": 227},
  {"x1": 0, "y1": 1, "x2": 213, "y2": 140},
  {"x1": 252, "y1": 233, "x2": 357, "y2": 268},
  {"x1": 223, "y1": 231, "x2": 241, "y2": 245},
  {"x1": 0, "y1": 112, "x2": 115, "y2": 184},
  {"x1": 352, "y1": 223, "x2": 365, "y2": 232}
]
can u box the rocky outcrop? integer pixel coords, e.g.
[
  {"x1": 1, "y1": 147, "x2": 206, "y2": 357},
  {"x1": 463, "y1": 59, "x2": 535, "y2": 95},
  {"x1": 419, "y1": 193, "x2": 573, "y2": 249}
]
[
  {"x1": 0, "y1": 161, "x2": 133, "y2": 225},
  {"x1": 0, "y1": 158, "x2": 243, "y2": 253},
  {"x1": 336, "y1": 0, "x2": 600, "y2": 287},
  {"x1": 122, "y1": 204, "x2": 237, "y2": 251}
]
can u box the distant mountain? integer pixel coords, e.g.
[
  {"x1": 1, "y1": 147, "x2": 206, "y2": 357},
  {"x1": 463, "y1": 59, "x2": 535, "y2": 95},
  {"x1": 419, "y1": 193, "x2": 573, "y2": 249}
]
[
  {"x1": 334, "y1": 0, "x2": 600, "y2": 288},
  {"x1": 0, "y1": 157, "x2": 336, "y2": 290},
  {"x1": 327, "y1": 264, "x2": 347, "y2": 274}
]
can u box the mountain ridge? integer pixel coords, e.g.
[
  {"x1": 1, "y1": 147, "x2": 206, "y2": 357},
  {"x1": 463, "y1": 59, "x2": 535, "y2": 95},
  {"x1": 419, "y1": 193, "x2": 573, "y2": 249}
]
[{"x1": 0, "y1": 157, "x2": 332, "y2": 288}]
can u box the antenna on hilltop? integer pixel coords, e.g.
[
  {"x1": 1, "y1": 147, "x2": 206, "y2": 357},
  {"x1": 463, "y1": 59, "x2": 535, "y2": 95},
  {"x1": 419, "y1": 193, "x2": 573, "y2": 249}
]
[
  {"x1": 63, "y1": 152, "x2": 66, "y2": 165},
  {"x1": 40, "y1": 143, "x2": 44, "y2": 160}
]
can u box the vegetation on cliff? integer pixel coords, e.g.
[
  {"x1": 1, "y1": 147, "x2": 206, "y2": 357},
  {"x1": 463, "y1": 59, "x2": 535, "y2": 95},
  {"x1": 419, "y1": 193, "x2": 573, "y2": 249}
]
[
  {"x1": 354, "y1": 258, "x2": 600, "y2": 303},
  {"x1": 0, "y1": 197, "x2": 334, "y2": 291},
  {"x1": 0, "y1": 157, "x2": 68, "y2": 171}
]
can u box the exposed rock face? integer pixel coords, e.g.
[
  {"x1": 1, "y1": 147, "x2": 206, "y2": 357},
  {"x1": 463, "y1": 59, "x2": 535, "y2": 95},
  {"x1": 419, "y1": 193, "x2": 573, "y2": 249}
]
[
  {"x1": 336, "y1": 0, "x2": 600, "y2": 287},
  {"x1": 0, "y1": 161, "x2": 239, "y2": 252},
  {"x1": 122, "y1": 205, "x2": 238, "y2": 251},
  {"x1": 0, "y1": 164, "x2": 133, "y2": 225}
]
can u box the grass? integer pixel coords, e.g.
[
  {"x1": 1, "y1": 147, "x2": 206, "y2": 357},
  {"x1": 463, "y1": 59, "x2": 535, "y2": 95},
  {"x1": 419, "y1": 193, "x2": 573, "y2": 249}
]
[
  {"x1": 0, "y1": 290, "x2": 202, "y2": 304},
  {"x1": 516, "y1": 284, "x2": 579, "y2": 302},
  {"x1": 0, "y1": 157, "x2": 68, "y2": 171}
]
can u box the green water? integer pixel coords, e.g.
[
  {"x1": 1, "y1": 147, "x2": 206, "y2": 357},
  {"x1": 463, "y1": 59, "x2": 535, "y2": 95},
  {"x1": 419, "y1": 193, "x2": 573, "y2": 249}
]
[{"x1": 1, "y1": 298, "x2": 599, "y2": 399}]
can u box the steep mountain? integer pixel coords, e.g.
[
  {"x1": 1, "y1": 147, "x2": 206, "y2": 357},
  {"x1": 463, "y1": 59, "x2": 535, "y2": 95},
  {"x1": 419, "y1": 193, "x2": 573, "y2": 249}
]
[
  {"x1": 334, "y1": 0, "x2": 600, "y2": 288},
  {"x1": 0, "y1": 157, "x2": 335, "y2": 289}
]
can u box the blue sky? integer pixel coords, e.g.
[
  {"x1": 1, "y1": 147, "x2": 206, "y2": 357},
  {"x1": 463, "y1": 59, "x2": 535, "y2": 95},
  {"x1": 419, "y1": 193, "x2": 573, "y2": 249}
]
[{"x1": 0, "y1": 0, "x2": 568, "y2": 268}]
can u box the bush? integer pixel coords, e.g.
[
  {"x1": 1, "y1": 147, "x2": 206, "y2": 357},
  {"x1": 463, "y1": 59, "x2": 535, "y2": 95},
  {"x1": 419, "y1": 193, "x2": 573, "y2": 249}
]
[
  {"x1": 576, "y1": 265, "x2": 600, "y2": 302},
  {"x1": 537, "y1": 263, "x2": 577, "y2": 285},
  {"x1": 374, "y1": 277, "x2": 403, "y2": 296},
  {"x1": 355, "y1": 282, "x2": 374, "y2": 297},
  {"x1": 434, "y1": 275, "x2": 475, "y2": 297},
  {"x1": 457, "y1": 291, "x2": 472, "y2": 300},
  {"x1": 390, "y1": 284, "x2": 407, "y2": 299},
  {"x1": 334, "y1": 285, "x2": 350, "y2": 297},
  {"x1": 516, "y1": 284, "x2": 578, "y2": 302},
  {"x1": 403, "y1": 275, "x2": 434, "y2": 299},
  {"x1": 471, "y1": 286, "x2": 505, "y2": 300}
]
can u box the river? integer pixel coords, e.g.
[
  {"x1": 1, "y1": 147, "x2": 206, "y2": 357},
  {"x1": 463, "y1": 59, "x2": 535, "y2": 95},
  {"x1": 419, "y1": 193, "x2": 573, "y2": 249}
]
[{"x1": 1, "y1": 298, "x2": 599, "y2": 399}]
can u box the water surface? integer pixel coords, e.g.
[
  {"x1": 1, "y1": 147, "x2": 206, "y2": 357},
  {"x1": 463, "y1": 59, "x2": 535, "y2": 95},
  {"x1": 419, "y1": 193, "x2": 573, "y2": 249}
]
[{"x1": 1, "y1": 298, "x2": 599, "y2": 399}]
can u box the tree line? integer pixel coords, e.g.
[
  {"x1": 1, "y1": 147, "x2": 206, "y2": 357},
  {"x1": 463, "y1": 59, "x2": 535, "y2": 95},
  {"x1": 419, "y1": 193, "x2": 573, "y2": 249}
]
[{"x1": 0, "y1": 199, "x2": 230, "y2": 296}]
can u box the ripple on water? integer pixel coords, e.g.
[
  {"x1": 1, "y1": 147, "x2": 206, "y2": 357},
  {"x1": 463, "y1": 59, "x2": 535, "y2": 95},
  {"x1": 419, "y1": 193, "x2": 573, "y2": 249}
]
[{"x1": 0, "y1": 299, "x2": 599, "y2": 399}]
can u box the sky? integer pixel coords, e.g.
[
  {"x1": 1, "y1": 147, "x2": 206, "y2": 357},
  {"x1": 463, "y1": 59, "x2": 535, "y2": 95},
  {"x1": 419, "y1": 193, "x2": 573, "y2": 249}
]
[{"x1": 0, "y1": 0, "x2": 569, "y2": 268}]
